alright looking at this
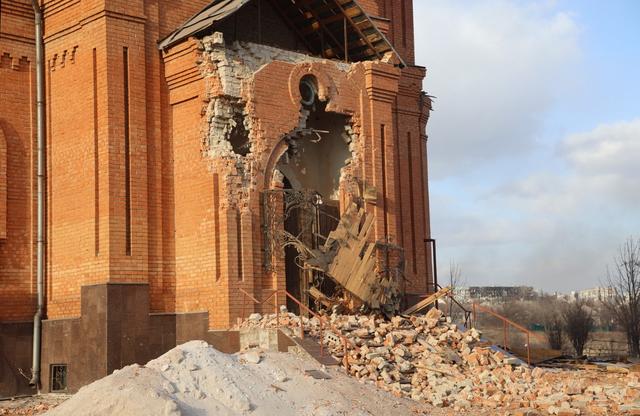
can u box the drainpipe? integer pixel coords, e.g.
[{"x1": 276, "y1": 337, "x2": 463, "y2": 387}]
[
  {"x1": 425, "y1": 238, "x2": 438, "y2": 292},
  {"x1": 29, "y1": 0, "x2": 45, "y2": 390}
]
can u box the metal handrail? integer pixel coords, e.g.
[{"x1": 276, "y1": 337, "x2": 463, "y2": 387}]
[
  {"x1": 471, "y1": 303, "x2": 542, "y2": 365},
  {"x1": 429, "y1": 283, "x2": 472, "y2": 328},
  {"x1": 239, "y1": 288, "x2": 354, "y2": 369}
]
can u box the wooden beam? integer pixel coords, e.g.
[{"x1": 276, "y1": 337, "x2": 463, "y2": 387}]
[
  {"x1": 403, "y1": 287, "x2": 452, "y2": 315},
  {"x1": 297, "y1": 0, "x2": 347, "y2": 59},
  {"x1": 330, "y1": 0, "x2": 383, "y2": 59},
  {"x1": 266, "y1": 0, "x2": 318, "y2": 55},
  {"x1": 343, "y1": 17, "x2": 348, "y2": 62}
]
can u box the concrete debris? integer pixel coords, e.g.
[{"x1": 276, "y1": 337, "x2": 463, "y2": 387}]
[
  {"x1": 240, "y1": 310, "x2": 640, "y2": 414},
  {"x1": 248, "y1": 313, "x2": 262, "y2": 322},
  {"x1": 241, "y1": 351, "x2": 262, "y2": 364}
]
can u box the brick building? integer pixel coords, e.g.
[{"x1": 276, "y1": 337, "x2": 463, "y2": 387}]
[{"x1": 0, "y1": 0, "x2": 433, "y2": 396}]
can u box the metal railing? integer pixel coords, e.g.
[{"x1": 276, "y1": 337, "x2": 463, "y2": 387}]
[
  {"x1": 447, "y1": 293, "x2": 473, "y2": 328},
  {"x1": 423, "y1": 283, "x2": 472, "y2": 328},
  {"x1": 471, "y1": 303, "x2": 539, "y2": 365},
  {"x1": 239, "y1": 288, "x2": 355, "y2": 370}
]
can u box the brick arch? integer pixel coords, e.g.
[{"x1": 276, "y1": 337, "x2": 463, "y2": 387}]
[
  {"x1": 261, "y1": 138, "x2": 290, "y2": 191},
  {"x1": 0, "y1": 123, "x2": 6, "y2": 239},
  {"x1": 260, "y1": 64, "x2": 355, "y2": 193},
  {"x1": 287, "y1": 63, "x2": 337, "y2": 107}
]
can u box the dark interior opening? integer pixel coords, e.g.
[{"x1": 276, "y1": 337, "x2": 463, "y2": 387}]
[
  {"x1": 229, "y1": 112, "x2": 250, "y2": 156},
  {"x1": 283, "y1": 177, "x2": 302, "y2": 314}
]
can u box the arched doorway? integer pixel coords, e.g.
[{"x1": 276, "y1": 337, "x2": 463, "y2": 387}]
[{"x1": 265, "y1": 76, "x2": 354, "y2": 312}]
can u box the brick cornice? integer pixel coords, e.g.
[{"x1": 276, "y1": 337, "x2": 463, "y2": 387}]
[
  {"x1": 44, "y1": 9, "x2": 146, "y2": 43},
  {"x1": 1, "y1": 0, "x2": 32, "y2": 19},
  {"x1": 163, "y1": 39, "x2": 204, "y2": 104},
  {"x1": 364, "y1": 62, "x2": 401, "y2": 104},
  {"x1": 394, "y1": 107, "x2": 421, "y2": 118},
  {"x1": 0, "y1": 32, "x2": 34, "y2": 46},
  {"x1": 43, "y1": 0, "x2": 80, "y2": 19},
  {"x1": 165, "y1": 65, "x2": 201, "y2": 92}
]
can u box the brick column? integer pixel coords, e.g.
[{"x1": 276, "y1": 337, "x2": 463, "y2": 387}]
[{"x1": 364, "y1": 62, "x2": 401, "y2": 245}]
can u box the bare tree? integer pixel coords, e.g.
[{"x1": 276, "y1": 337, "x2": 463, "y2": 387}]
[
  {"x1": 544, "y1": 310, "x2": 564, "y2": 350},
  {"x1": 605, "y1": 237, "x2": 640, "y2": 357},
  {"x1": 563, "y1": 299, "x2": 594, "y2": 356},
  {"x1": 446, "y1": 259, "x2": 466, "y2": 322},
  {"x1": 448, "y1": 259, "x2": 464, "y2": 291}
]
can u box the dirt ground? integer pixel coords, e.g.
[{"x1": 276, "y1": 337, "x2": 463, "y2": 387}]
[
  {"x1": 0, "y1": 395, "x2": 69, "y2": 416},
  {"x1": 2, "y1": 368, "x2": 638, "y2": 416}
]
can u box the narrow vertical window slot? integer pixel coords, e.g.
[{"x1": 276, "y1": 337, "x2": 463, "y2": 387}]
[
  {"x1": 236, "y1": 211, "x2": 243, "y2": 281},
  {"x1": 93, "y1": 48, "x2": 99, "y2": 256},
  {"x1": 213, "y1": 174, "x2": 221, "y2": 281},
  {"x1": 407, "y1": 132, "x2": 417, "y2": 274},
  {"x1": 123, "y1": 47, "x2": 132, "y2": 256}
]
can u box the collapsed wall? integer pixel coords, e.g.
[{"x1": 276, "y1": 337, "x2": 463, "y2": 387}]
[
  {"x1": 194, "y1": 33, "x2": 402, "y2": 315},
  {"x1": 198, "y1": 33, "x2": 359, "y2": 206}
]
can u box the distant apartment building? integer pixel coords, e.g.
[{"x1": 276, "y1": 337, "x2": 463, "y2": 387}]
[
  {"x1": 455, "y1": 286, "x2": 537, "y2": 304},
  {"x1": 573, "y1": 287, "x2": 615, "y2": 302}
]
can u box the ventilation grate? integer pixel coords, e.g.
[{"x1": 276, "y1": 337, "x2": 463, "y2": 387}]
[{"x1": 50, "y1": 364, "x2": 68, "y2": 392}]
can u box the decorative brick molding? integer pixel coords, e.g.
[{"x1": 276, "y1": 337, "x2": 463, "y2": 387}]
[
  {"x1": 0, "y1": 52, "x2": 29, "y2": 71},
  {"x1": 48, "y1": 45, "x2": 78, "y2": 71}
]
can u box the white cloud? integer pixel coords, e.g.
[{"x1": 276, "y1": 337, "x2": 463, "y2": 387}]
[
  {"x1": 416, "y1": 2, "x2": 639, "y2": 292},
  {"x1": 414, "y1": 0, "x2": 582, "y2": 178},
  {"x1": 432, "y1": 119, "x2": 640, "y2": 291},
  {"x1": 562, "y1": 119, "x2": 640, "y2": 177},
  {"x1": 503, "y1": 119, "x2": 640, "y2": 213}
]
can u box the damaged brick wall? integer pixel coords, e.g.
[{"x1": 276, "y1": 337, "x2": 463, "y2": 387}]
[
  {"x1": 0, "y1": 0, "x2": 432, "y2": 398},
  {"x1": 162, "y1": 27, "x2": 416, "y2": 326},
  {"x1": 0, "y1": 0, "x2": 431, "y2": 327}
]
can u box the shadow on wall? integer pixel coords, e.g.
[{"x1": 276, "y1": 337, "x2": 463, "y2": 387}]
[{"x1": 0, "y1": 322, "x2": 34, "y2": 398}]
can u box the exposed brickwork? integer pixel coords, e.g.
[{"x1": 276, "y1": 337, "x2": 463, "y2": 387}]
[
  {"x1": 0, "y1": 0, "x2": 431, "y2": 330},
  {"x1": 0, "y1": 0, "x2": 36, "y2": 322}
]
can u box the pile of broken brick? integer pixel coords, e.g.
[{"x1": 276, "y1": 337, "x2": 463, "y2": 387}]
[{"x1": 240, "y1": 307, "x2": 640, "y2": 415}]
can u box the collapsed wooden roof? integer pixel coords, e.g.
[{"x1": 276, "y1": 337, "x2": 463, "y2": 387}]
[{"x1": 158, "y1": 0, "x2": 405, "y2": 67}]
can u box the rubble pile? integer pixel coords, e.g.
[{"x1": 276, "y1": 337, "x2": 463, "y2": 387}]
[{"x1": 240, "y1": 308, "x2": 640, "y2": 414}]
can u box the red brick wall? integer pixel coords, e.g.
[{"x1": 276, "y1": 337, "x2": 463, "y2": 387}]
[
  {"x1": 360, "y1": 0, "x2": 434, "y2": 293},
  {"x1": 0, "y1": 0, "x2": 432, "y2": 325},
  {"x1": 0, "y1": 0, "x2": 37, "y2": 322},
  {"x1": 164, "y1": 41, "x2": 216, "y2": 321},
  {"x1": 40, "y1": 0, "x2": 211, "y2": 318}
]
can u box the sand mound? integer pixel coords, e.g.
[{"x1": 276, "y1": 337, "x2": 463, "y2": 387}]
[{"x1": 45, "y1": 341, "x2": 428, "y2": 416}]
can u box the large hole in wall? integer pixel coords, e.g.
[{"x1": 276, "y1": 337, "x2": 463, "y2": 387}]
[
  {"x1": 277, "y1": 111, "x2": 352, "y2": 203},
  {"x1": 275, "y1": 76, "x2": 354, "y2": 313}
]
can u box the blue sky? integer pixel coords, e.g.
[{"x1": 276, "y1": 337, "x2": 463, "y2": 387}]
[{"x1": 413, "y1": 0, "x2": 640, "y2": 292}]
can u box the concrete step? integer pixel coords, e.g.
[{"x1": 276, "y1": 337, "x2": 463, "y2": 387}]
[{"x1": 290, "y1": 336, "x2": 340, "y2": 366}]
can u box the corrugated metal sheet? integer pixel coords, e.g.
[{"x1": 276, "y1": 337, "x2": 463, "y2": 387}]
[{"x1": 158, "y1": 0, "x2": 404, "y2": 67}]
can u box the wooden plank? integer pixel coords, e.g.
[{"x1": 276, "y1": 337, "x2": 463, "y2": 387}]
[
  {"x1": 306, "y1": 202, "x2": 390, "y2": 308},
  {"x1": 403, "y1": 287, "x2": 452, "y2": 315}
]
